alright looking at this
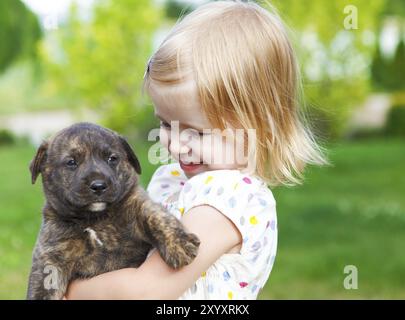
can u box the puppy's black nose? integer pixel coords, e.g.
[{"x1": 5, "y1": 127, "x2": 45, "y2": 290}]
[{"x1": 90, "y1": 180, "x2": 107, "y2": 194}]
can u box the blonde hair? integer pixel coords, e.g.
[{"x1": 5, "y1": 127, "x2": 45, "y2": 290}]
[{"x1": 143, "y1": 0, "x2": 328, "y2": 187}]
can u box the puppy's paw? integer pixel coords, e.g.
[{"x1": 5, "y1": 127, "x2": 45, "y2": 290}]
[{"x1": 159, "y1": 230, "x2": 200, "y2": 269}]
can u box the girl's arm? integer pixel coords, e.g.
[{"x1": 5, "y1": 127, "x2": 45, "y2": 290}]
[{"x1": 65, "y1": 204, "x2": 242, "y2": 299}]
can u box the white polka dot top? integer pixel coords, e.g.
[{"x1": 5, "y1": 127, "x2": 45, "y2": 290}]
[{"x1": 146, "y1": 163, "x2": 278, "y2": 300}]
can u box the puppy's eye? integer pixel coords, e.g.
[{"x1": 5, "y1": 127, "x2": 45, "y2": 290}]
[
  {"x1": 107, "y1": 154, "x2": 119, "y2": 165},
  {"x1": 66, "y1": 159, "x2": 77, "y2": 168}
]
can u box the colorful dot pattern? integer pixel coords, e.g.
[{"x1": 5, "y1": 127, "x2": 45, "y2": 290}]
[{"x1": 146, "y1": 163, "x2": 278, "y2": 300}]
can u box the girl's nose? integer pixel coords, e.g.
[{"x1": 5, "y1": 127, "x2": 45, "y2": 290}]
[{"x1": 169, "y1": 138, "x2": 191, "y2": 156}]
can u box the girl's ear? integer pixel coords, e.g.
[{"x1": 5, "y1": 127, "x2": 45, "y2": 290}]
[
  {"x1": 30, "y1": 140, "x2": 49, "y2": 184},
  {"x1": 119, "y1": 135, "x2": 142, "y2": 175}
]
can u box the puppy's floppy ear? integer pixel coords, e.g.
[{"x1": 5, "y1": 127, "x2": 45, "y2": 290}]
[
  {"x1": 30, "y1": 140, "x2": 49, "y2": 184},
  {"x1": 119, "y1": 135, "x2": 142, "y2": 175}
]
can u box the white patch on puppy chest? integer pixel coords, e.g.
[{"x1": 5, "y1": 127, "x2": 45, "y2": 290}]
[
  {"x1": 84, "y1": 227, "x2": 103, "y2": 247},
  {"x1": 89, "y1": 202, "x2": 106, "y2": 212}
]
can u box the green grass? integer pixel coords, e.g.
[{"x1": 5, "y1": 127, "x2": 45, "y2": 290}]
[
  {"x1": 260, "y1": 138, "x2": 405, "y2": 299},
  {"x1": 0, "y1": 138, "x2": 404, "y2": 299}
]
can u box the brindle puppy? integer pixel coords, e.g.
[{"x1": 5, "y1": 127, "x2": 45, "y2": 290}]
[{"x1": 26, "y1": 122, "x2": 200, "y2": 300}]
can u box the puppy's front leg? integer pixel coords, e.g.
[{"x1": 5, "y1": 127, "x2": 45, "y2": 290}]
[
  {"x1": 125, "y1": 189, "x2": 200, "y2": 269},
  {"x1": 27, "y1": 248, "x2": 72, "y2": 300}
]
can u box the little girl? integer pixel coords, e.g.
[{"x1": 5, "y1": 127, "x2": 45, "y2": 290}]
[{"x1": 66, "y1": 0, "x2": 327, "y2": 299}]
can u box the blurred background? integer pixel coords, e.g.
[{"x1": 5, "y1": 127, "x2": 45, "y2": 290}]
[{"x1": 0, "y1": 0, "x2": 404, "y2": 299}]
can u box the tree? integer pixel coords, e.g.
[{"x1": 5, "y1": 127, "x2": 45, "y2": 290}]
[
  {"x1": 371, "y1": 41, "x2": 388, "y2": 90},
  {"x1": 382, "y1": 0, "x2": 405, "y2": 16},
  {"x1": 40, "y1": 0, "x2": 163, "y2": 133},
  {"x1": 268, "y1": 0, "x2": 386, "y2": 140},
  {"x1": 370, "y1": 0, "x2": 405, "y2": 93},
  {"x1": 165, "y1": 0, "x2": 195, "y2": 20},
  {"x1": 391, "y1": 39, "x2": 405, "y2": 91},
  {"x1": 0, "y1": 0, "x2": 42, "y2": 73}
]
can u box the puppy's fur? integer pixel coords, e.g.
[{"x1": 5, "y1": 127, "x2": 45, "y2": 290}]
[{"x1": 27, "y1": 122, "x2": 200, "y2": 300}]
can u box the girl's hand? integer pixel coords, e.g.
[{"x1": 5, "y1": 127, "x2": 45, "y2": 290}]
[{"x1": 63, "y1": 268, "x2": 138, "y2": 300}]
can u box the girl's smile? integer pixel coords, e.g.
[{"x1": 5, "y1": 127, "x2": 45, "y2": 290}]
[{"x1": 178, "y1": 160, "x2": 204, "y2": 174}]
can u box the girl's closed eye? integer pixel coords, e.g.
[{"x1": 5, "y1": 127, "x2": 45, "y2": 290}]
[
  {"x1": 198, "y1": 129, "x2": 212, "y2": 137},
  {"x1": 160, "y1": 120, "x2": 171, "y2": 129},
  {"x1": 159, "y1": 119, "x2": 209, "y2": 137},
  {"x1": 190, "y1": 129, "x2": 207, "y2": 137},
  {"x1": 185, "y1": 128, "x2": 211, "y2": 139}
]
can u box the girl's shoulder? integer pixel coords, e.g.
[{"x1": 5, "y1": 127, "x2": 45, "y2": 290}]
[
  {"x1": 178, "y1": 168, "x2": 277, "y2": 257},
  {"x1": 180, "y1": 168, "x2": 276, "y2": 207}
]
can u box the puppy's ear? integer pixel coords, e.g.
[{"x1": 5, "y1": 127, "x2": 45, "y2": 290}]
[
  {"x1": 30, "y1": 140, "x2": 49, "y2": 184},
  {"x1": 119, "y1": 136, "x2": 142, "y2": 175}
]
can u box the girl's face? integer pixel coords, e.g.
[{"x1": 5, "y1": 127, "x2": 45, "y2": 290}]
[{"x1": 148, "y1": 80, "x2": 247, "y2": 179}]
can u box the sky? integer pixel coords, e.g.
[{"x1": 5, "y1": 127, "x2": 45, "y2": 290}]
[
  {"x1": 21, "y1": 0, "x2": 95, "y2": 29},
  {"x1": 21, "y1": 0, "x2": 207, "y2": 16},
  {"x1": 21, "y1": 0, "x2": 208, "y2": 30},
  {"x1": 21, "y1": 0, "x2": 97, "y2": 18}
]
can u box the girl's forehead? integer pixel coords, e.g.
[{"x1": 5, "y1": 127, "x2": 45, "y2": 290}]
[
  {"x1": 148, "y1": 79, "x2": 197, "y2": 106},
  {"x1": 148, "y1": 80, "x2": 211, "y2": 127}
]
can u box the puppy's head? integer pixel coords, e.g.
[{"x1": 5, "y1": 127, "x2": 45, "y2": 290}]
[{"x1": 30, "y1": 122, "x2": 141, "y2": 218}]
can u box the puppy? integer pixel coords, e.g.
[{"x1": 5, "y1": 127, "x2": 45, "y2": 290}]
[{"x1": 27, "y1": 122, "x2": 200, "y2": 300}]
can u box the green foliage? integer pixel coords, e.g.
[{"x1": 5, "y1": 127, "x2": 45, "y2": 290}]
[
  {"x1": 0, "y1": 129, "x2": 15, "y2": 145},
  {"x1": 371, "y1": 42, "x2": 387, "y2": 89},
  {"x1": 304, "y1": 76, "x2": 369, "y2": 141},
  {"x1": 269, "y1": 0, "x2": 385, "y2": 44},
  {"x1": 268, "y1": 0, "x2": 386, "y2": 140},
  {"x1": 40, "y1": 0, "x2": 163, "y2": 133},
  {"x1": 393, "y1": 40, "x2": 405, "y2": 83},
  {"x1": 371, "y1": 39, "x2": 405, "y2": 92},
  {"x1": 346, "y1": 127, "x2": 385, "y2": 141},
  {"x1": 382, "y1": 0, "x2": 405, "y2": 16},
  {"x1": 165, "y1": 0, "x2": 195, "y2": 20},
  {"x1": 0, "y1": 0, "x2": 42, "y2": 73},
  {"x1": 13, "y1": 0, "x2": 399, "y2": 141},
  {"x1": 370, "y1": 0, "x2": 405, "y2": 92},
  {"x1": 0, "y1": 61, "x2": 66, "y2": 115},
  {"x1": 385, "y1": 104, "x2": 405, "y2": 137}
]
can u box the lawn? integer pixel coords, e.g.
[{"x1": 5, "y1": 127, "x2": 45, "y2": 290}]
[{"x1": 0, "y1": 138, "x2": 404, "y2": 299}]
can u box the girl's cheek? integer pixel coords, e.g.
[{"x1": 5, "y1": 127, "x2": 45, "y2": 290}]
[
  {"x1": 199, "y1": 135, "x2": 215, "y2": 165},
  {"x1": 201, "y1": 134, "x2": 223, "y2": 165},
  {"x1": 202, "y1": 133, "x2": 245, "y2": 168},
  {"x1": 187, "y1": 138, "x2": 202, "y2": 160},
  {"x1": 159, "y1": 128, "x2": 170, "y2": 150}
]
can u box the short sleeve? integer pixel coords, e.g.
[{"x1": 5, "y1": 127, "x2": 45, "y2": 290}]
[
  {"x1": 177, "y1": 170, "x2": 277, "y2": 257},
  {"x1": 146, "y1": 163, "x2": 188, "y2": 204}
]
